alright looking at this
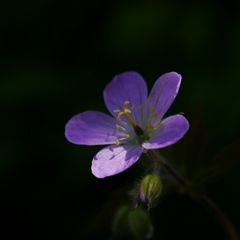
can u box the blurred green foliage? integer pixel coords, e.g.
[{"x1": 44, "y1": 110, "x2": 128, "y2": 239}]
[{"x1": 0, "y1": 0, "x2": 240, "y2": 239}]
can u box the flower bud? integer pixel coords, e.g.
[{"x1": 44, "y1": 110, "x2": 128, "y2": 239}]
[
  {"x1": 139, "y1": 174, "x2": 162, "y2": 209},
  {"x1": 112, "y1": 205, "x2": 131, "y2": 236},
  {"x1": 128, "y1": 208, "x2": 153, "y2": 240}
]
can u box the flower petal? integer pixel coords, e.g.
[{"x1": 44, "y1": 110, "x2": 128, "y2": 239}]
[
  {"x1": 91, "y1": 145, "x2": 144, "y2": 178},
  {"x1": 104, "y1": 72, "x2": 148, "y2": 125},
  {"x1": 147, "y1": 72, "x2": 181, "y2": 126},
  {"x1": 142, "y1": 115, "x2": 189, "y2": 149},
  {"x1": 65, "y1": 111, "x2": 124, "y2": 145}
]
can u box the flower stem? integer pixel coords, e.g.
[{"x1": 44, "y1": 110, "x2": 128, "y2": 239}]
[
  {"x1": 146, "y1": 149, "x2": 188, "y2": 187},
  {"x1": 145, "y1": 149, "x2": 239, "y2": 240},
  {"x1": 197, "y1": 195, "x2": 240, "y2": 240}
]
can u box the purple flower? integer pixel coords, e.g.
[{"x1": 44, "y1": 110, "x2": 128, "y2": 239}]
[{"x1": 65, "y1": 72, "x2": 189, "y2": 178}]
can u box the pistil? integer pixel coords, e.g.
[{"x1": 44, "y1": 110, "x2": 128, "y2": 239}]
[{"x1": 114, "y1": 101, "x2": 144, "y2": 136}]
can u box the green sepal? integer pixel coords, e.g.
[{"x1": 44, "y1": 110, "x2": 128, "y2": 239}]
[
  {"x1": 128, "y1": 208, "x2": 152, "y2": 240},
  {"x1": 139, "y1": 174, "x2": 162, "y2": 207},
  {"x1": 112, "y1": 205, "x2": 131, "y2": 236}
]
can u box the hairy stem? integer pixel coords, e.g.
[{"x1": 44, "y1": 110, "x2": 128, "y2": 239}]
[
  {"x1": 146, "y1": 149, "x2": 187, "y2": 186},
  {"x1": 145, "y1": 149, "x2": 239, "y2": 240},
  {"x1": 197, "y1": 195, "x2": 239, "y2": 240}
]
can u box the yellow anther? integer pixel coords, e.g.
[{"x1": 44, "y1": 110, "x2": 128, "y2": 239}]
[
  {"x1": 151, "y1": 113, "x2": 158, "y2": 118},
  {"x1": 116, "y1": 135, "x2": 131, "y2": 145},
  {"x1": 130, "y1": 104, "x2": 135, "y2": 110},
  {"x1": 139, "y1": 104, "x2": 145, "y2": 108},
  {"x1": 151, "y1": 108, "x2": 156, "y2": 112},
  {"x1": 149, "y1": 124, "x2": 156, "y2": 130},
  {"x1": 113, "y1": 101, "x2": 139, "y2": 128},
  {"x1": 124, "y1": 101, "x2": 130, "y2": 110}
]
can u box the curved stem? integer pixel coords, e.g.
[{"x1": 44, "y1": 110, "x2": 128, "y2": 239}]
[
  {"x1": 197, "y1": 195, "x2": 239, "y2": 240},
  {"x1": 146, "y1": 150, "x2": 188, "y2": 187},
  {"x1": 145, "y1": 149, "x2": 239, "y2": 240}
]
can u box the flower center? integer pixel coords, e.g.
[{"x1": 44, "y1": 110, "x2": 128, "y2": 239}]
[
  {"x1": 113, "y1": 101, "x2": 161, "y2": 146},
  {"x1": 114, "y1": 101, "x2": 144, "y2": 137}
]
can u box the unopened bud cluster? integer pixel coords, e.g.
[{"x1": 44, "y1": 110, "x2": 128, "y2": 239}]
[
  {"x1": 113, "y1": 205, "x2": 153, "y2": 239},
  {"x1": 139, "y1": 174, "x2": 162, "y2": 209}
]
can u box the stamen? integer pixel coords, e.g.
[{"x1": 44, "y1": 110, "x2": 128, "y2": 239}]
[
  {"x1": 116, "y1": 124, "x2": 126, "y2": 131},
  {"x1": 130, "y1": 104, "x2": 134, "y2": 110},
  {"x1": 139, "y1": 104, "x2": 145, "y2": 108},
  {"x1": 117, "y1": 111, "x2": 125, "y2": 120},
  {"x1": 149, "y1": 124, "x2": 156, "y2": 130},
  {"x1": 151, "y1": 113, "x2": 158, "y2": 118},
  {"x1": 124, "y1": 101, "x2": 130, "y2": 110},
  {"x1": 115, "y1": 135, "x2": 131, "y2": 146},
  {"x1": 151, "y1": 108, "x2": 156, "y2": 112}
]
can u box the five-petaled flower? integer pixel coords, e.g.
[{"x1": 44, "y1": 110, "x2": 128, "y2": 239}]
[{"x1": 65, "y1": 72, "x2": 189, "y2": 178}]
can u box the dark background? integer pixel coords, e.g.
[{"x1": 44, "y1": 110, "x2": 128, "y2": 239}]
[{"x1": 1, "y1": 1, "x2": 240, "y2": 239}]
